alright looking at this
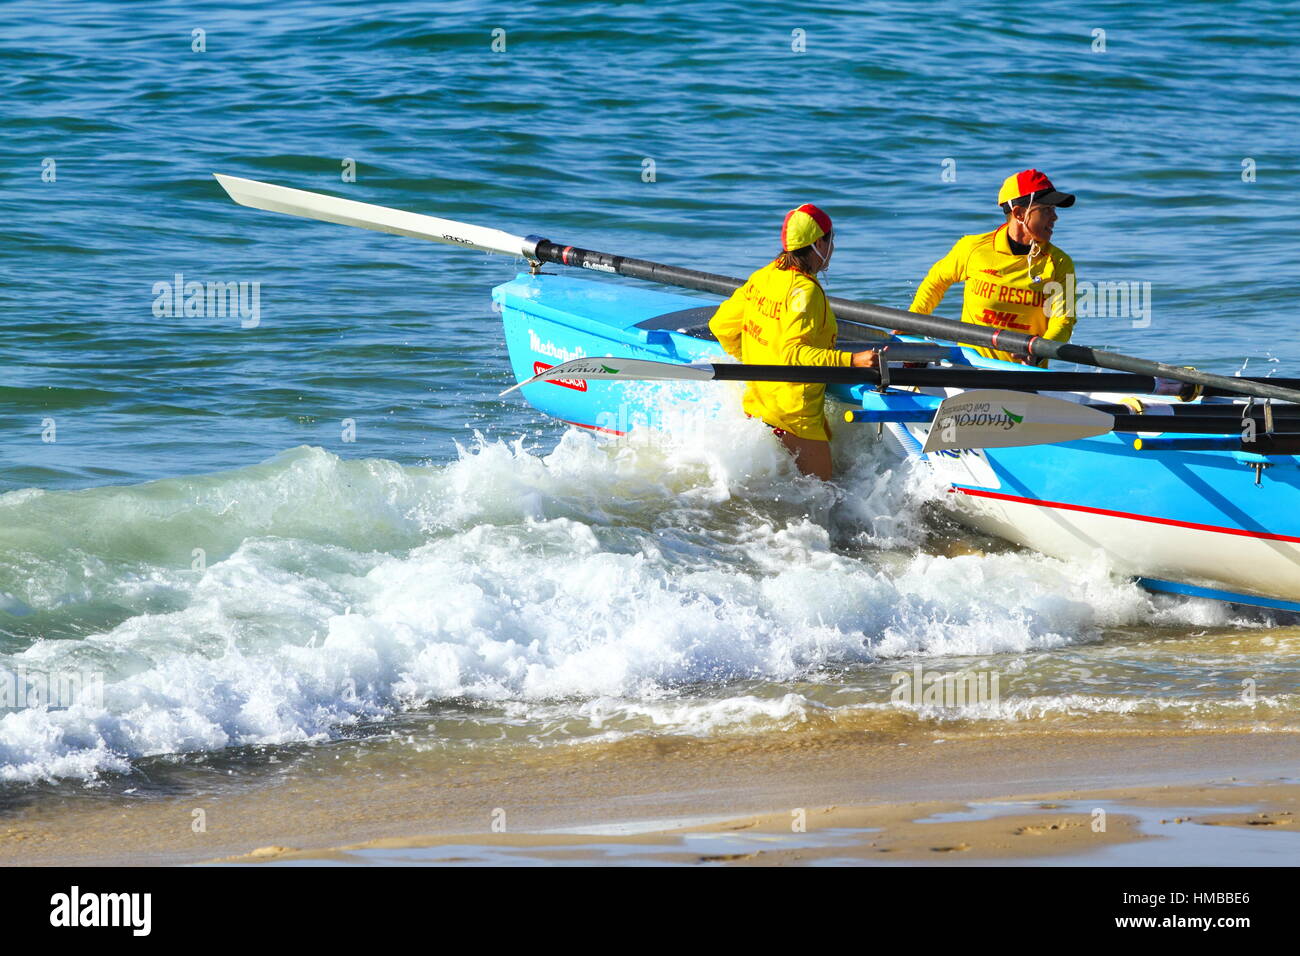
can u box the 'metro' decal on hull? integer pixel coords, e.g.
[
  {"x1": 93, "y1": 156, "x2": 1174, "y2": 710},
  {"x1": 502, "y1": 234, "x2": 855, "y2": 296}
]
[{"x1": 533, "y1": 361, "x2": 587, "y2": 391}]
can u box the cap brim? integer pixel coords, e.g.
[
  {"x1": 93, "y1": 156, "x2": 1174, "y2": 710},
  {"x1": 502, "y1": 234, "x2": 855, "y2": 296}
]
[{"x1": 1037, "y1": 190, "x2": 1075, "y2": 208}]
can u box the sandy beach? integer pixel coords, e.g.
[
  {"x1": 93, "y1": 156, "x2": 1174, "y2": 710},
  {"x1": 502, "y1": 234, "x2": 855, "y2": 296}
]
[{"x1": 2, "y1": 727, "x2": 1294, "y2": 866}]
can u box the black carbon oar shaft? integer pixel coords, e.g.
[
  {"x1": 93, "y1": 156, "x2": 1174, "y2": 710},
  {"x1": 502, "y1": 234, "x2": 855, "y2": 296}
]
[
  {"x1": 1092, "y1": 403, "x2": 1300, "y2": 418},
  {"x1": 1111, "y1": 415, "x2": 1280, "y2": 434},
  {"x1": 530, "y1": 240, "x2": 1300, "y2": 405},
  {"x1": 699, "y1": 363, "x2": 1300, "y2": 399},
  {"x1": 1133, "y1": 435, "x2": 1300, "y2": 455}
]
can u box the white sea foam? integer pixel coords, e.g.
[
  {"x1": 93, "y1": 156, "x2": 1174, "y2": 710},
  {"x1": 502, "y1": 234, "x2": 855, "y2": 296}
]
[
  {"x1": 0, "y1": 411, "x2": 1248, "y2": 783},
  {"x1": 498, "y1": 685, "x2": 1300, "y2": 744}
]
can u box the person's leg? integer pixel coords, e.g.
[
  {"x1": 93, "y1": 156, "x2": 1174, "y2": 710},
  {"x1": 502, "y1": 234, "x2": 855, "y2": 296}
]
[{"x1": 776, "y1": 431, "x2": 833, "y2": 480}]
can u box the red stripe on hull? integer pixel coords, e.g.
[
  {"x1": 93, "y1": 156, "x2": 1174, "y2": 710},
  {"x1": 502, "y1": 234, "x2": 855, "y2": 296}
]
[
  {"x1": 952, "y1": 486, "x2": 1300, "y2": 544},
  {"x1": 561, "y1": 419, "x2": 626, "y2": 436}
]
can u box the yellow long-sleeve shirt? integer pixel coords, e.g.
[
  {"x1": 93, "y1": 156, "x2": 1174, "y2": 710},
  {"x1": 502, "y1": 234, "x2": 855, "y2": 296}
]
[
  {"x1": 709, "y1": 260, "x2": 852, "y2": 441},
  {"x1": 909, "y1": 224, "x2": 1076, "y2": 363}
]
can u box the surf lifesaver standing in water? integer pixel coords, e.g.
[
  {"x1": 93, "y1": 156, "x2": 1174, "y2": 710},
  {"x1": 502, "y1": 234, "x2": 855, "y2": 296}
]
[{"x1": 708, "y1": 204, "x2": 878, "y2": 480}]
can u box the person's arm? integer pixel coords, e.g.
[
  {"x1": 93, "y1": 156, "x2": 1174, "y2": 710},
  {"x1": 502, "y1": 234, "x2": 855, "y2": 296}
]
[
  {"x1": 781, "y1": 280, "x2": 854, "y2": 367},
  {"x1": 908, "y1": 238, "x2": 969, "y2": 314},
  {"x1": 708, "y1": 284, "x2": 746, "y2": 358},
  {"x1": 1044, "y1": 252, "x2": 1077, "y2": 342}
]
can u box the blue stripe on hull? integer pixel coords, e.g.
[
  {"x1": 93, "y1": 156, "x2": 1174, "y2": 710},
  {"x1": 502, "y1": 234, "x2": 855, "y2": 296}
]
[{"x1": 1138, "y1": 577, "x2": 1300, "y2": 614}]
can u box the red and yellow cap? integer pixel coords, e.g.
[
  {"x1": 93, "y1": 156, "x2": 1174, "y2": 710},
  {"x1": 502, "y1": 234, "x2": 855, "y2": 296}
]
[
  {"x1": 997, "y1": 169, "x2": 1075, "y2": 208},
  {"x1": 781, "y1": 203, "x2": 833, "y2": 251}
]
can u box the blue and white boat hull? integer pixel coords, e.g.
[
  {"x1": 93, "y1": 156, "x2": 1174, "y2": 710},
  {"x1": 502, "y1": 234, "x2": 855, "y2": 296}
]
[
  {"x1": 914, "y1": 431, "x2": 1300, "y2": 604},
  {"x1": 496, "y1": 271, "x2": 1300, "y2": 609}
]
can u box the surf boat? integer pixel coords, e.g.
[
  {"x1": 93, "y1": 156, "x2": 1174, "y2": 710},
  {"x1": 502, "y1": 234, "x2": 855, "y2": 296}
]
[{"x1": 214, "y1": 174, "x2": 1300, "y2": 612}]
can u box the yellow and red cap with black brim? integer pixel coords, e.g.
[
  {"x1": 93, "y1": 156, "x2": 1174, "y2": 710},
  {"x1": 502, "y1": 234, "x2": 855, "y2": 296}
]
[
  {"x1": 781, "y1": 203, "x2": 833, "y2": 251},
  {"x1": 998, "y1": 169, "x2": 1075, "y2": 208}
]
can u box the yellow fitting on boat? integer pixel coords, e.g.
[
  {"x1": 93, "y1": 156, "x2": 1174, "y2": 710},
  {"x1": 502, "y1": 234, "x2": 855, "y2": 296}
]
[
  {"x1": 1133, "y1": 438, "x2": 1145, "y2": 450},
  {"x1": 1119, "y1": 396, "x2": 1145, "y2": 414},
  {"x1": 844, "y1": 410, "x2": 854, "y2": 423},
  {"x1": 1180, "y1": 367, "x2": 1203, "y2": 402}
]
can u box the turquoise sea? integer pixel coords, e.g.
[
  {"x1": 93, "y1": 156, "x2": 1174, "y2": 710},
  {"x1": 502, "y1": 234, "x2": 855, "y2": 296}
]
[{"x1": 1, "y1": 1, "x2": 1297, "y2": 793}]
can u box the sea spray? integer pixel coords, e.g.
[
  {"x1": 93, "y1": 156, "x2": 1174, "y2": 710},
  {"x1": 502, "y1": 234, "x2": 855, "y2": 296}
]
[{"x1": 0, "y1": 420, "x2": 1260, "y2": 784}]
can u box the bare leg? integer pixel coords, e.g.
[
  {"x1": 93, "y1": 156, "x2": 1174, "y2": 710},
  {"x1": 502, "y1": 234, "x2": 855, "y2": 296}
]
[{"x1": 776, "y1": 432, "x2": 833, "y2": 480}]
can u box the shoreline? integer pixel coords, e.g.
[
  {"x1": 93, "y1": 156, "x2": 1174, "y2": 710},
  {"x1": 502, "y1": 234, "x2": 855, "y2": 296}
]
[
  {"x1": 1, "y1": 729, "x2": 1296, "y2": 866},
  {"x1": 215, "y1": 783, "x2": 1298, "y2": 866}
]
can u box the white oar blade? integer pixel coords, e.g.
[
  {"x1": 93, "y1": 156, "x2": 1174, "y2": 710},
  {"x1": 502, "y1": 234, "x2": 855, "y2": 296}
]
[
  {"x1": 501, "y1": 358, "x2": 715, "y2": 396},
  {"x1": 921, "y1": 389, "x2": 1114, "y2": 452},
  {"x1": 213, "y1": 174, "x2": 530, "y2": 257}
]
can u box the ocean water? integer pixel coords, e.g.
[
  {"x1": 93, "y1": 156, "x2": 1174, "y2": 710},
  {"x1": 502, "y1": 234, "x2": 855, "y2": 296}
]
[{"x1": 2, "y1": 0, "x2": 1298, "y2": 791}]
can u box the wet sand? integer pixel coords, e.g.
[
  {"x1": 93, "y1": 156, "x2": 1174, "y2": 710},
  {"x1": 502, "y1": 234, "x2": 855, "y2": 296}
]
[{"x1": 1, "y1": 728, "x2": 1296, "y2": 866}]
